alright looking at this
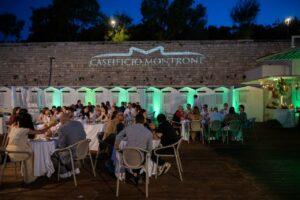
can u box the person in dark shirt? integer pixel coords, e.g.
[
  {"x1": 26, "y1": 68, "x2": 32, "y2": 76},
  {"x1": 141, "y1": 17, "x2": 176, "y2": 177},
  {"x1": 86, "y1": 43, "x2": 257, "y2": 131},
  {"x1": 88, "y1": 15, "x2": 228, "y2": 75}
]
[
  {"x1": 223, "y1": 107, "x2": 240, "y2": 125},
  {"x1": 156, "y1": 114, "x2": 179, "y2": 146},
  {"x1": 238, "y1": 104, "x2": 247, "y2": 124},
  {"x1": 152, "y1": 114, "x2": 179, "y2": 175}
]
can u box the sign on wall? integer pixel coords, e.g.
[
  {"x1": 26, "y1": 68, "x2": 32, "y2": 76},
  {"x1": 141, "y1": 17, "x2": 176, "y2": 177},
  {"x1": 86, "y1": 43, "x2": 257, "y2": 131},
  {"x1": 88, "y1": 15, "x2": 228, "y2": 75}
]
[{"x1": 89, "y1": 46, "x2": 205, "y2": 67}]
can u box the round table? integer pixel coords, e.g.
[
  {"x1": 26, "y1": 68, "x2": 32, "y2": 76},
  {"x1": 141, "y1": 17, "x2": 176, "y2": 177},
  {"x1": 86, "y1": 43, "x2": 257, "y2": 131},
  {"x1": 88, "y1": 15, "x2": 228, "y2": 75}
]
[
  {"x1": 83, "y1": 123, "x2": 106, "y2": 151},
  {"x1": 29, "y1": 139, "x2": 57, "y2": 177}
]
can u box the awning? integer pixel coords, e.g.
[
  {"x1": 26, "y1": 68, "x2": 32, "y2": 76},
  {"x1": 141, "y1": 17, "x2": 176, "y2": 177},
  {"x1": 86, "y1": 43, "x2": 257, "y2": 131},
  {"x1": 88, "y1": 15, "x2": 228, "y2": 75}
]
[{"x1": 258, "y1": 48, "x2": 300, "y2": 61}]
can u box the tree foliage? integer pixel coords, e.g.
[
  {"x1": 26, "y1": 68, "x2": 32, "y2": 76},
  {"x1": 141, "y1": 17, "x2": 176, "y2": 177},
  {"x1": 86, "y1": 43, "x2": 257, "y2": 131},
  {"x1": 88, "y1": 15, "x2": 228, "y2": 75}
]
[
  {"x1": 231, "y1": 0, "x2": 260, "y2": 26},
  {"x1": 28, "y1": 0, "x2": 106, "y2": 41},
  {"x1": 1, "y1": 0, "x2": 300, "y2": 42},
  {"x1": 0, "y1": 13, "x2": 24, "y2": 42}
]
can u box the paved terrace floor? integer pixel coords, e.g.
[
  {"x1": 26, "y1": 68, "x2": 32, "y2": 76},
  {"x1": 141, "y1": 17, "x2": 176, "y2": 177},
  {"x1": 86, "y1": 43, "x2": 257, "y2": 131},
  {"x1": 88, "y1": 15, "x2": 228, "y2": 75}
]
[{"x1": 0, "y1": 122, "x2": 299, "y2": 200}]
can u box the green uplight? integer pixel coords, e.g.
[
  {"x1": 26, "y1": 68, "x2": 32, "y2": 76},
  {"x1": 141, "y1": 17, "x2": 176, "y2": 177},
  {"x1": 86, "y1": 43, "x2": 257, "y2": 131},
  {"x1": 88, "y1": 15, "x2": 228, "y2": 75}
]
[
  {"x1": 232, "y1": 88, "x2": 239, "y2": 111},
  {"x1": 81, "y1": 87, "x2": 95, "y2": 105},
  {"x1": 48, "y1": 87, "x2": 61, "y2": 107},
  {"x1": 147, "y1": 87, "x2": 162, "y2": 117},
  {"x1": 112, "y1": 87, "x2": 128, "y2": 106},
  {"x1": 180, "y1": 87, "x2": 196, "y2": 106}
]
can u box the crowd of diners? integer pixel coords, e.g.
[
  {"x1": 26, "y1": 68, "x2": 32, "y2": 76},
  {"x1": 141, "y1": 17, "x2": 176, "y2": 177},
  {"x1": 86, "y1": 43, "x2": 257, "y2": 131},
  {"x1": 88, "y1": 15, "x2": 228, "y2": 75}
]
[{"x1": 3, "y1": 96, "x2": 247, "y2": 185}]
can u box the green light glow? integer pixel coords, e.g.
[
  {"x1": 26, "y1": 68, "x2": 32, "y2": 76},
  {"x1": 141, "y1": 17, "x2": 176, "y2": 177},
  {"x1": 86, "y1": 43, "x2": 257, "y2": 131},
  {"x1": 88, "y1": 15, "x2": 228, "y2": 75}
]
[
  {"x1": 80, "y1": 87, "x2": 95, "y2": 105},
  {"x1": 179, "y1": 87, "x2": 196, "y2": 106},
  {"x1": 232, "y1": 88, "x2": 239, "y2": 112},
  {"x1": 48, "y1": 87, "x2": 61, "y2": 107},
  {"x1": 292, "y1": 86, "x2": 300, "y2": 108},
  {"x1": 147, "y1": 87, "x2": 162, "y2": 117},
  {"x1": 112, "y1": 87, "x2": 128, "y2": 106}
]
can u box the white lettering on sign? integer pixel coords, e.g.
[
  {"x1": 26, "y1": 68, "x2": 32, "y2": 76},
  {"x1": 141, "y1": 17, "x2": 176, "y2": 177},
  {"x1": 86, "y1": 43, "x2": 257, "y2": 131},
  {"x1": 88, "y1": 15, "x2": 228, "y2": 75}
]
[{"x1": 89, "y1": 46, "x2": 205, "y2": 67}]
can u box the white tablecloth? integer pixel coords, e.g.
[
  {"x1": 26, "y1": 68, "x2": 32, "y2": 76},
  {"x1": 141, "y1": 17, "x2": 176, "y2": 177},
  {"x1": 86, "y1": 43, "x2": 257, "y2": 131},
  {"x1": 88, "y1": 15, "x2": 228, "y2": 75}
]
[
  {"x1": 181, "y1": 120, "x2": 190, "y2": 141},
  {"x1": 29, "y1": 140, "x2": 56, "y2": 177},
  {"x1": 84, "y1": 123, "x2": 106, "y2": 151}
]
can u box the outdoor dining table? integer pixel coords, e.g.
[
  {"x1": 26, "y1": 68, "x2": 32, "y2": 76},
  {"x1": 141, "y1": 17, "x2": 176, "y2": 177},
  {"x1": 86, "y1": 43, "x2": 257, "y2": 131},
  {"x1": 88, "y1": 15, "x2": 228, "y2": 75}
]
[
  {"x1": 29, "y1": 138, "x2": 57, "y2": 177},
  {"x1": 83, "y1": 123, "x2": 106, "y2": 151}
]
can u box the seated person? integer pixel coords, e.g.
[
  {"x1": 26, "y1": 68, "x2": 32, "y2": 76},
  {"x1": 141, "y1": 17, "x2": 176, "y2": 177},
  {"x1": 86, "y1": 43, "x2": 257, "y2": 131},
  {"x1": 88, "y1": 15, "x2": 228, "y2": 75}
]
[
  {"x1": 6, "y1": 111, "x2": 54, "y2": 184},
  {"x1": 95, "y1": 105, "x2": 109, "y2": 123},
  {"x1": 238, "y1": 104, "x2": 247, "y2": 124},
  {"x1": 153, "y1": 114, "x2": 179, "y2": 175},
  {"x1": 116, "y1": 112, "x2": 125, "y2": 134},
  {"x1": 102, "y1": 111, "x2": 119, "y2": 141},
  {"x1": 139, "y1": 109, "x2": 153, "y2": 131},
  {"x1": 172, "y1": 105, "x2": 184, "y2": 123},
  {"x1": 185, "y1": 104, "x2": 192, "y2": 118},
  {"x1": 223, "y1": 107, "x2": 240, "y2": 125},
  {"x1": 115, "y1": 114, "x2": 153, "y2": 183},
  {"x1": 51, "y1": 112, "x2": 86, "y2": 178}
]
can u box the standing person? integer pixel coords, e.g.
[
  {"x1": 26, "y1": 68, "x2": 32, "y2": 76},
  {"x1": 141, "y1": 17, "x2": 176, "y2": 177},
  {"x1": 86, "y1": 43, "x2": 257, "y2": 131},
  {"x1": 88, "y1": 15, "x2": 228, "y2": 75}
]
[
  {"x1": 201, "y1": 104, "x2": 210, "y2": 126},
  {"x1": 238, "y1": 105, "x2": 247, "y2": 124},
  {"x1": 224, "y1": 107, "x2": 240, "y2": 125},
  {"x1": 189, "y1": 106, "x2": 202, "y2": 141},
  {"x1": 51, "y1": 112, "x2": 86, "y2": 178},
  {"x1": 75, "y1": 100, "x2": 83, "y2": 110},
  {"x1": 185, "y1": 104, "x2": 192, "y2": 118},
  {"x1": 220, "y1": 103, "x2": 229, "y2": 116}
]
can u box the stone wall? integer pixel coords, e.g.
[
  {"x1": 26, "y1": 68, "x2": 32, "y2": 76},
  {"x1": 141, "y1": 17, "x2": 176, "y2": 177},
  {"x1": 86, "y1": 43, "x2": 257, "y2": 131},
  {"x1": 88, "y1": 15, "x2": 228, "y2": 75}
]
[{"x1": 0, "y1": 40, "x2": 290, "y2": 87}]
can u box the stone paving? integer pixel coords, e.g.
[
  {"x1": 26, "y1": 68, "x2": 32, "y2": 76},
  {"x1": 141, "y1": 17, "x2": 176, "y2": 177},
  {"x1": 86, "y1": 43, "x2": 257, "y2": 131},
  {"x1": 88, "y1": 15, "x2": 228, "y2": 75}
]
[{"x1": 0, "y1": 139, "x2": 272, "y2": 199}]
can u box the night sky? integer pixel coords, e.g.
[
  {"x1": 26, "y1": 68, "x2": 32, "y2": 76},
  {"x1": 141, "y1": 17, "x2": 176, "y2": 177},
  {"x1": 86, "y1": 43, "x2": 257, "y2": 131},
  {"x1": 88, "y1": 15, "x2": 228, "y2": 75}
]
[{"x1": 0, "y1": 0, "x2": 299, "y2": 40}]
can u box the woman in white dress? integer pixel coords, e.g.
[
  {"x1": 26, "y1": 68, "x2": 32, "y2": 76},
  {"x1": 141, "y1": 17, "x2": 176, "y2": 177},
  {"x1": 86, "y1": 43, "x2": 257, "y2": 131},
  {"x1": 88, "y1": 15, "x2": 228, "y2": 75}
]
[{"x1": 6, "y1": 110, "x2": 55, "y2": 184}]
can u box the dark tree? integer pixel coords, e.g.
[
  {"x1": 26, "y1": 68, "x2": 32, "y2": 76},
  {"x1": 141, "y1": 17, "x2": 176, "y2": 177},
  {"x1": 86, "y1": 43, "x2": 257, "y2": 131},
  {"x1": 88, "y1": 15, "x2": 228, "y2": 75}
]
[
  {"x1": 167, "y1": 0, "x2": 207, "y2": 39},
  {"x1": 230, "y1": 0, "x2": 260, "y2": 26},
  {"x1": 0, "y1": 13, "x2": 24, "y2": 42},
  {"x1": 137, "y1": 0, "x2": 168, "y2": 40},
  {"x1": 113, "y1": 13, "x2": 133, "y2": 29},
  {"x1": 230, "y1": 0, "x2": 260, "y2": 38},
  {"x1": 28, "y1": 0, "x2": 106, "y2": 42}
]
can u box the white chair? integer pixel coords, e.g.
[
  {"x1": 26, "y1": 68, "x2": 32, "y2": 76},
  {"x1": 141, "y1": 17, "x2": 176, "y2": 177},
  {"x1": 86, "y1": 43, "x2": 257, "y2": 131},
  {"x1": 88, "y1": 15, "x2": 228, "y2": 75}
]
[
  {"x1": 116, "y1": 147, "x2": 150, "y2": 198},
  {"x1": 54, "y1": 139, "x2": 96, "y2": 187},
  {"x1": 154, "y1": 138, "x2": 183, "y2": 181},
  {"x1": 0, "y1": 149, "x2": 32, "y2": 185}
]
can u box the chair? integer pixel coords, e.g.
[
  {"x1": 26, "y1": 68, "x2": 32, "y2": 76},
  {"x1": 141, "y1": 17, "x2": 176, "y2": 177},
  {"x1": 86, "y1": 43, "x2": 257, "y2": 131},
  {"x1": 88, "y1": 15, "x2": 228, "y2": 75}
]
[
  {"x1": 54, "y1": 139, "x2": 96, "y2": 187},
  {"x1": 116, "y1": 147, "x2": 150, "y2": 198},
  {"x1": 190, "y1": 120, "x2": 203, "y2": 143},
  {"x1": 226, "y1": 120, "x2": 243, "y2": 144},
  {"x1": 208, "y1": 120, "x2": 222, "y2": 143},
  {"x1": 0, "y1": 149, "x2": 32, "y2": 185},
  {"x1": 154, "y1": 137, "x2": 183, "y2": 181}
]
